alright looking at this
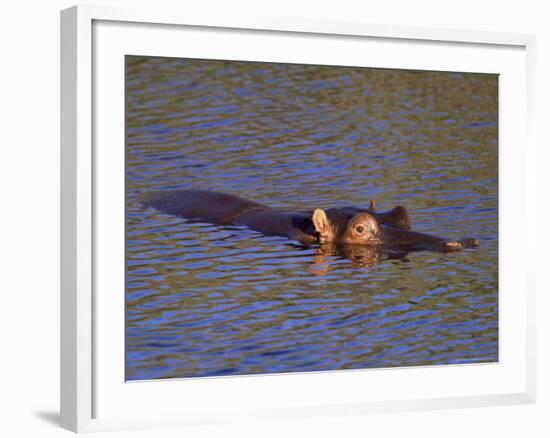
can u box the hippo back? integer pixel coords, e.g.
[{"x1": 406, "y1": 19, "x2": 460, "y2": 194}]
[{"x1": 142, "y1": 189, "x2": 267, "y2": 225}]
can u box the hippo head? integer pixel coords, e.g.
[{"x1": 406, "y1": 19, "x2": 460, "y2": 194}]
[{"x1": 311, "y1": 208, "x2": 382, "y2": 245}]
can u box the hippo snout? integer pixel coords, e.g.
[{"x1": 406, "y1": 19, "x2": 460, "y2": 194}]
[{"x1": 441, "y1": 238, "x2": 480, "y2": 252}]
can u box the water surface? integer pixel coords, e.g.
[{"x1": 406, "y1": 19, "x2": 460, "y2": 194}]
[{"x1": 126, "y1": 56, "x2": 498, "y2": 380}]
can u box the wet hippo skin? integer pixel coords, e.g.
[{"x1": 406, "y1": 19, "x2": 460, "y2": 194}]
[{"x1": 143, "y1": 189, "x2": 479, "y2": 252}]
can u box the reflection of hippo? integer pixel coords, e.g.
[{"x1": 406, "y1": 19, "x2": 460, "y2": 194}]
[{"x1": 143, "y1": 190, "x2": 479, "y2": 252}]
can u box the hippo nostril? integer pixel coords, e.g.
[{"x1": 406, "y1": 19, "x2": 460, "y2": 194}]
[{"x1": 443, "y1": 241, "x2": 464, "y2": 252}]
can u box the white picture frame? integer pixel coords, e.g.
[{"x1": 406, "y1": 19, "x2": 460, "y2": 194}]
[{"x1": 60, "y1": 4, "x2": 537, "y2": 433}]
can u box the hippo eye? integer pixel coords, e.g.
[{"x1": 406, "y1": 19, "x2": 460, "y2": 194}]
[{"x1": 355, "y1": 225, "x2": 365, "y2": 234}]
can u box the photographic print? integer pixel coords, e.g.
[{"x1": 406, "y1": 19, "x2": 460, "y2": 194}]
[{"x1": 125, "y1": 56, "x2": 498, "y2": 381}]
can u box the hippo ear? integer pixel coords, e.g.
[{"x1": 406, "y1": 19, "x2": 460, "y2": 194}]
[
  {"x1": 369, "y1": 199, "x2": 376, "y2": 211},
  {"x1": 312, "y1": 208, "x2": 330, "y2": 235}
]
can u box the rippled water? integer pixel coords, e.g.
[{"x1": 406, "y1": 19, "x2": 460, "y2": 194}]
[{"x1": 125, "y1": 56, "x2": 498, "y2": 380}]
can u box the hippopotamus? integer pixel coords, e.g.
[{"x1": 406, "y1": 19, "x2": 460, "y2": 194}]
[{"x1": 143, "y1": 189, "x2": 479, "y2": 252}]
